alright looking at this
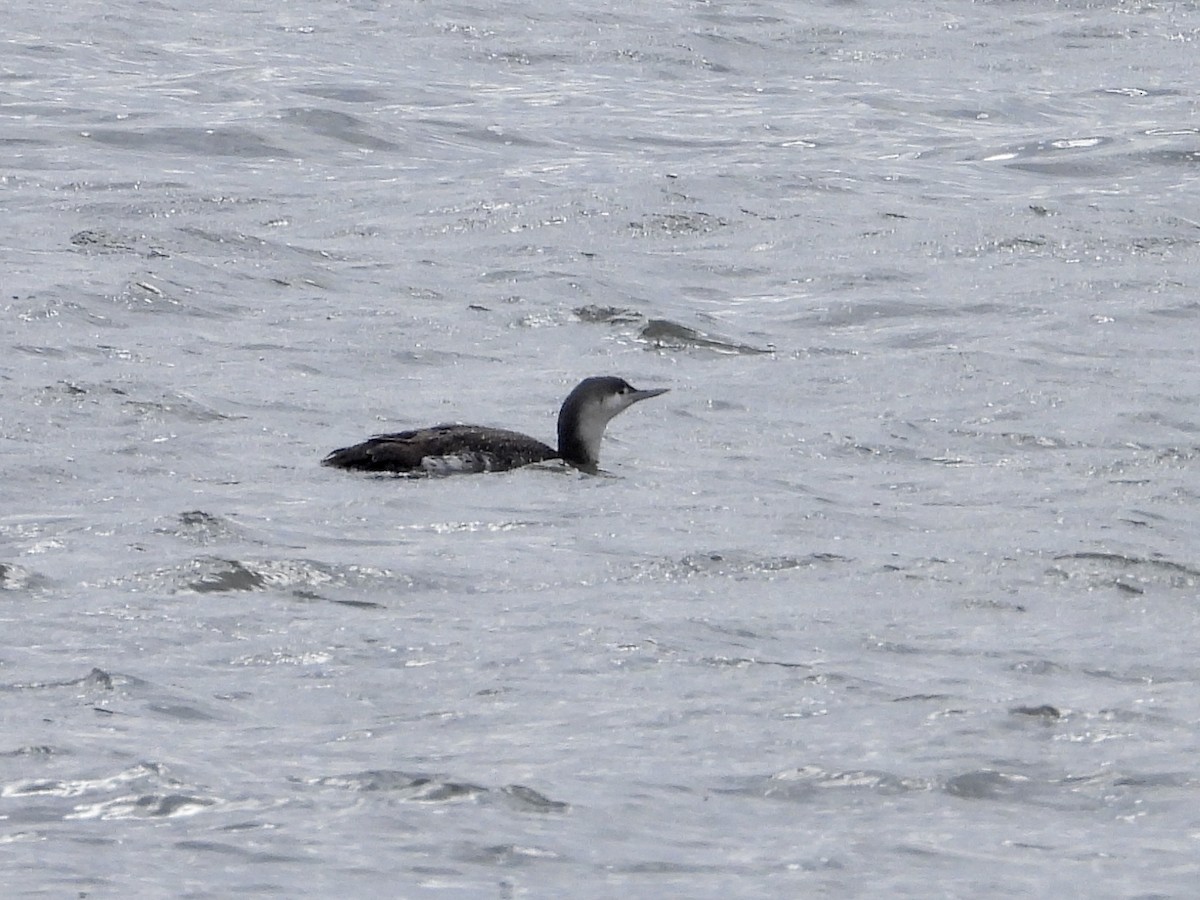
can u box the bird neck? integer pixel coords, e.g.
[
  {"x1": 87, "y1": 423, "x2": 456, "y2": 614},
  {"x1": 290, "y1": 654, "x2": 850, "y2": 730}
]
[{"x1": 557, "y1": 410, "x2": 609, "y2": 470}]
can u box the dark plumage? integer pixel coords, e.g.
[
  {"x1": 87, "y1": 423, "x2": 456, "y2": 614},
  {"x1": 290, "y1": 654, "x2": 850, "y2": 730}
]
[
  {"x1": 322, "y1": 376, "x2": 668, "y2": 476},
  {"x1": 321, "y1": 425, "x2": 556, "y2": 475}
]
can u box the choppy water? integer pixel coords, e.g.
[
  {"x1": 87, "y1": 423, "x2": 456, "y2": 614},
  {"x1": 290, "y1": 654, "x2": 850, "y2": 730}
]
[{"x1": 5, "y1": 0, "x2": 1200, "y2": 896}]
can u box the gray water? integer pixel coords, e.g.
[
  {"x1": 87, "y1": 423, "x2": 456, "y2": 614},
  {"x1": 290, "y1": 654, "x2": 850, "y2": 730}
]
[{"x1": 4, "y1": 0, "x2": 1200, "y2": 896}]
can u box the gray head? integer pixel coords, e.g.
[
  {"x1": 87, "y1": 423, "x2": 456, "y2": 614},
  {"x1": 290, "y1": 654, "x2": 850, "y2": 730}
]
[{"x1": 556, "y1": 376, "x2": 669, "y2": 470}]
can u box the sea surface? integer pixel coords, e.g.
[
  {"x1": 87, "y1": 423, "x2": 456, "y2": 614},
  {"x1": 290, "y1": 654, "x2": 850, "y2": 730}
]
[{"x1": 4, "y1": 0, "x2": 1200, "y2": 896}]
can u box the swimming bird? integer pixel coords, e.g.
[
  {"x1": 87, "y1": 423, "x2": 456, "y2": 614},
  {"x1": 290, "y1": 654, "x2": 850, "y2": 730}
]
[{"x1": 321, "y1": 376, "x2": 669, "y2": 475}]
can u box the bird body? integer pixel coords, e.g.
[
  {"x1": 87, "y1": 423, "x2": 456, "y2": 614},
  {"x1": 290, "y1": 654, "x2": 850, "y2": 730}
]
[
  {"x1": 322, "y1": 376, "x2": 667, "y2": 476},
  {"x1": 321, "y1": 425, "x2": 555, "y2": 475}
]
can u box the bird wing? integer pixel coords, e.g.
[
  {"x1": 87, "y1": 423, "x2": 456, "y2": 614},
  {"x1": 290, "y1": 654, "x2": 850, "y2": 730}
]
[{"x1": 322, "y1": 425, "x2": 557, "y2": 474}]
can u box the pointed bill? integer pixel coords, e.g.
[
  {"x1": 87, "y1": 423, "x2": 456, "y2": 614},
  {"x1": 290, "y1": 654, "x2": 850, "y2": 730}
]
[{"x1": 628, "y1": 386, "x2": 669, "y2": 403}]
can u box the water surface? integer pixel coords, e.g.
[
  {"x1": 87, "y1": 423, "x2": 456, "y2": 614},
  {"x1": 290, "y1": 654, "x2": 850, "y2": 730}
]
[{"x1": 4, "y1": 0, "x2": 1200, "y2": 896}]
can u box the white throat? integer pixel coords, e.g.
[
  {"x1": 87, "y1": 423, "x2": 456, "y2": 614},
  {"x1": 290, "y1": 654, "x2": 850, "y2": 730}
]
[{"x1": 572, "y1": 404, "x2": 621, "y2": 466}]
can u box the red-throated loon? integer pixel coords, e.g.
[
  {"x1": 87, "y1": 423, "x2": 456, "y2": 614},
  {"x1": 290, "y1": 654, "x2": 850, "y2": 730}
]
[{"x1": 321, "y1": 376, "x2": 669, "y2": 475}]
